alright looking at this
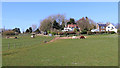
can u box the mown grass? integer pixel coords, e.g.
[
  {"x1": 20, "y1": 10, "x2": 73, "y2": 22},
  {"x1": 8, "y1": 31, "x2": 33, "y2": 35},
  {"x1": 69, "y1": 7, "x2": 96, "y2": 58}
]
[
  {"x1": 2, "y1": 34, "x2": 118, "y2": 66},
  {"x1": 2, "y1": 34, "x2": 54, "y2": 51}
]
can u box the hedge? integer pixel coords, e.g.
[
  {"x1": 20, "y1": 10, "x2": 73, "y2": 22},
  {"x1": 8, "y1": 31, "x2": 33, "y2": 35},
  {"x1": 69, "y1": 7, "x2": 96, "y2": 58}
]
[
  {"x1": 2, "y1": 31, "x2": 15, "y2": 36},
  {"x1": 87, "y1": 31, "x2": 116, "y2": 35}
]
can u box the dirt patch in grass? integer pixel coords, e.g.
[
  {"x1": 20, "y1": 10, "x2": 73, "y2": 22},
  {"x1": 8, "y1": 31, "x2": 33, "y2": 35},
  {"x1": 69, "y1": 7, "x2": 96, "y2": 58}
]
[{"x1": 48, "y1": 36, "x2": 88, "y2": 43}]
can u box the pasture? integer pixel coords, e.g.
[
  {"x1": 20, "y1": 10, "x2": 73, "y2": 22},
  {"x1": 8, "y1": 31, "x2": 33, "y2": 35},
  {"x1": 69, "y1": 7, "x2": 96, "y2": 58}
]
[
  {"x1": 2, "y1": 34, "x2": 118, "y2": 66},
  {"x1": 2, "y1": 34, "x2": 54, "y2": 51}
]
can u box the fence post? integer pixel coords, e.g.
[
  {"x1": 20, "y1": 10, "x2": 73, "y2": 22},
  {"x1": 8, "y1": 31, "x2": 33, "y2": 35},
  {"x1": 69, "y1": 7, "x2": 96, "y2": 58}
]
[{"x1": 8, "y1": 43, "x2": 10, "y2": 49}]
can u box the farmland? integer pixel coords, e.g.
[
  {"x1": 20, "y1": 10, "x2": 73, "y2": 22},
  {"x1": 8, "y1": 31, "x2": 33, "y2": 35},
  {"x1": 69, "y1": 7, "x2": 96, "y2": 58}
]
[{"x1": 2, "y1": 34, "x2": 118, "y2": 66}]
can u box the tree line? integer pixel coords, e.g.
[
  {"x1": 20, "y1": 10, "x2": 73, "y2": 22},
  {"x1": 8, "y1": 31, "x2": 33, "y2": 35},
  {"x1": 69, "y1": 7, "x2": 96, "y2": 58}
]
[
  {"x1": 39, "y1": 14, "x2": 96, "y2": 33},
  {"x1": 2, "y1": 14, "x2": 119, "y2": 36}
]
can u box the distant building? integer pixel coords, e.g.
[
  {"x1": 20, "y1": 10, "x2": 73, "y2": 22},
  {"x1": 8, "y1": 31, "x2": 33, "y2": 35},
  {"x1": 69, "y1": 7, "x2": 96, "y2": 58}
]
[
  {"x1": 106, "y1": 23, "x2": 117, "y2": 33},
  {"x1": 62, "y1": 24, "x2": 80, "y2": 32},
  {"x1": 91, "y1": 23, "x2": 117, "y2": 33},
  {"x1": 96, "y1": 23, "x2": 106, "y2": 32}
]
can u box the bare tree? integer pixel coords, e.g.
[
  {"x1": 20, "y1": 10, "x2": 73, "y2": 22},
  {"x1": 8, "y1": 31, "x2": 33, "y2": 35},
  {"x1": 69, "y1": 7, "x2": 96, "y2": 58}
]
[
  {"x1": 32, "y1": 24, "x2": 37, "y2": 32},
  {"x1": 89, "y1": 19, "x2": 96, "y2": 29},
  {"x1": 39, "y1": 14, "x2": 67, "y2": 32},
  {"x1": 39, "y1": 19, "x2": 52, "y2": 32},
  {"x1": 47, "y1": 14, "x2": 66, "y2": 24},
  {"x1": 77, "y1": 17, "x2": 96, "y2": 31}
]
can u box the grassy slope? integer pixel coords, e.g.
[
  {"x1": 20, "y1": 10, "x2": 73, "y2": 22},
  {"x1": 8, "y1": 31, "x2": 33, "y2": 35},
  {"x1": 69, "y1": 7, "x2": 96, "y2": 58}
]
[
  {"x1": 2, "y1": 34, "x2": 118, "y2": 66},
  {"x1": 2, "y1": 35, "x2": 54, "y2": 51}
]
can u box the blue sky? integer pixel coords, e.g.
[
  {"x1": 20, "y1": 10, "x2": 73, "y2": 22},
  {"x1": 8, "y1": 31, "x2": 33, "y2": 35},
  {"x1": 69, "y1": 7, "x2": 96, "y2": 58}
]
[{"x1": 2, "y1": 2, "x2": 118, "y2": 32}]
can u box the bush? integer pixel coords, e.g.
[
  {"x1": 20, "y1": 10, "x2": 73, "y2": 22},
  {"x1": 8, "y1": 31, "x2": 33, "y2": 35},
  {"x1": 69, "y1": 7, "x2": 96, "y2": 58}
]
[
  {"x1": 51, "y1": 32, "x2": 57, "y2": 35},
  {"x1": 87, "y1": 31, "x2": 116, "y2": 35},
  {"x1": 2, "y1": 31, "x2": 15, "y2": 36},
  {"x1": 87, "y1": 31, "x2": 95, "y2": 35},
  {"x1": 59, "y1": 32, "x2": 64, "y2": 35},
  {"x1": 81, "y1": 30, "x2": 87, "y2": 34},
  {"x1": 74, "y1": 28, "x2": 79, "y2": 32},
  {"x1": 67, "y1": 31, "x2": 76, "y2": 34},
  {"x1": 47, "y1": 31, "x2": 51, "y2": 34},
  {"x1": 108, "y1": 31, "x2": 116, "y2": 34},
  {"x1": 98, "y1": 31, "x2": 107, "y2": 34},
  {"x1": 76, "y1": 32, "x2": 80, "y2": 35}
]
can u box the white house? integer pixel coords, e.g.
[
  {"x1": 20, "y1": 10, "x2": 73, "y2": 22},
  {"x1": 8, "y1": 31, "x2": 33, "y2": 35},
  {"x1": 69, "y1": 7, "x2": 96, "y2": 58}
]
[
  {"x1": 91, "y1": 29, "x2": 99, "y2": 32},
  {"x1": 106, "y1": 23, "x2": 117, "y2": 33},
  {"x1": 62, "y1": 24, "x2": 80, "y2": 32},
  {"x1": 91, "y1": 23, "x2": 117, "y2": 33}
]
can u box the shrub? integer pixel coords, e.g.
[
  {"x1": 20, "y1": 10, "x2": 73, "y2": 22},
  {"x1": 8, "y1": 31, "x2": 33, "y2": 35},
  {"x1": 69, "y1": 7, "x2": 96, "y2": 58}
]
[
  {"x1": 74, "y1": 28, "x2": 79, "y2": 32},
  {"x1": 87, "y1": 31, "x2": 116, "y2": 35},
  {"x1": 81, "y1": 30, "x2": 87, "y2": 34},
  {"x1": 87, "y1": 31, "x2": 95, "y2": 35},
  {"x1": 58, "y1": 31, "x2": 76, "y2": 36},
  {"x1": 100, "y1": 31, "x2": 107, "y2": 34},
  {"x1": 59, "y1": 32, "x2": 64, "y2": 35},
  {"x1": 67, "y1": 31, "x2": 76, "y2": 34},
  {"x1": 2, "y1": 31, "x2": 15, "y2": 36},
  {"x1": 58, "y1": 32, "x2": 60, "y2": 35},
  {"x1": 87, "y1": 31, "x2": 111, "y2": 35},
  {"x1": 51, "y1": 32, "x2": 57, "y2": 35},
  {"x1": 76, "y1": 32, "x2": 80, "y2": 35},
  {"x1": 63, "y1": 32, "x2": 67, "y2": 36},
  {"x1": 47, "y1": 31, "x2": 51, "y2": 34},
  {"x1": 108, "y1": 31, "x2": 116, "y2": 34}
]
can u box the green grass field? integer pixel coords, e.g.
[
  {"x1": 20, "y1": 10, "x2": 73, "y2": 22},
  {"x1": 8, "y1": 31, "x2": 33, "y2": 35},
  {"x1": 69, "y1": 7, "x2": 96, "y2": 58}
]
[
  {"x1": 2, "y1": 34, "x2": 118, "y2": 66},
  {"x1": 2, "y1": 34, "x2": 54, "y2": 51}
]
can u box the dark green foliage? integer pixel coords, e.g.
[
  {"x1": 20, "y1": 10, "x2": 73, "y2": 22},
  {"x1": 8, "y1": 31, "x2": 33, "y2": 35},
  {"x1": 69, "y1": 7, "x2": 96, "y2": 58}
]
[
  {"x1": 51, "y1": 32, "x2": 57, "y2": 35},
  {"x1": 67, "y1": 18, "x2": 76, "y2": 25},
  {"x1": 108, "y1": 31, "x2": 116, "y2": 34},
  {"x1": 87, "y1": 31, "x2": 95, "y2": 35},
  {"x1": 67, "y1": 22, "x2": 71, "y2": 25},
  {"x1": 47, "y1": 31, "x2": 51, "y2": 34},
  {"x1": 53, "y1": 20, "x2": 61, "y2": 29},
  {"x1": 34, "y1": 29, "x2": 41, "y2": 34},
  {"x1": 74, "y1": 28, "x2": 79, "y2": 32},
  {"x1": 67, "y1": 31, "x2": 76, "y2": 35},
  {"x1": 61, "y1": 20, "x2": 65, "y2": 30},
  {"x1": 25, "y1": 29, "x2": 29, "y2": 33},
  {"x1": 58, "y1": 31, "x2": 76, "y2": 36},
  {"x1": 70, "y1": 18, "x2": 76, "y2": 24},
  {"x1": 25, "y1": 27, "x2": 33, "y2": 33},
  {"x1": 87, "y1": 31, "x2": 116, "y2": 35},
  {"x1": 12, "y1": 28, "x2": 21, "y2": 33},
  {"x1": 29, "y1": 27, "x2": 32, "y2": 33},
  {"x1": 81, "y1": 30, "x2": 87, "y2": 34}
]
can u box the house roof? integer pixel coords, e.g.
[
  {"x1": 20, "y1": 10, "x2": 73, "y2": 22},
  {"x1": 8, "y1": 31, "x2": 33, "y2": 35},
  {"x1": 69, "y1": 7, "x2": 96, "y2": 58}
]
[
  {"x1": 67, "y1": 24, "x2": 78, "y2": 28},
  {"x1": 97, "y1": 23, "x2": 106, "y2": 27}
]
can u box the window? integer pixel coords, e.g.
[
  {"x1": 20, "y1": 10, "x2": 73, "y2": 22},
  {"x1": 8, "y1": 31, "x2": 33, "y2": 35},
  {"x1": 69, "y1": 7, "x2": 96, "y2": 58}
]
[
  {"x1": 101, "y1": 30, "x2": 105, "y2": 31},
  {"x1": 108, "y1": 27, "x2": 110, "y2": 28},
  {"x1": 101, "y1": 26, "x2": 104, "y2": 29}
]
